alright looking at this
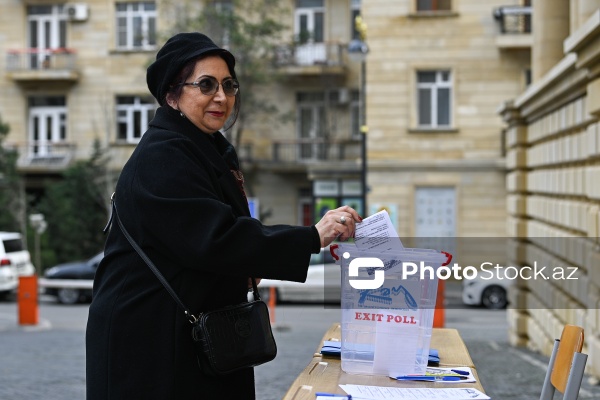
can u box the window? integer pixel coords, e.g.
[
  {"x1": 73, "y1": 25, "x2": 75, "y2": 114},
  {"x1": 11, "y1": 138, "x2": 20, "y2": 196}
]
[
  {"x1": 205, "y1": 0, "x2": 234, "y2": 49},
  {"x1": 116, "y1": 2, "x2": 156, "y2": 50},
  {"x1": 351, "y1": 0, "x2": 361, "y2": 40},
  {"x1": 116, "y1": 96, "x2": 155, "y2": 143},
  {"x1": 211, "y1": 0, "x2": 234, "y2": 13},
  {"x1": 297, "y1": 92, "x2": 326, "y2": 160},
  {"x1": 28, "y1": 96, "x2": 67, "y2": 157},
  {"x1": 524, "y1": 68, "x2": 532, "y2": 87},
  {"x1": 416, "y1": 0, "x2": 452, "y2": 12},
  {"x1": 3, "y1": 238, "x2": 25, "y2": 253},
  {"x1": 294, "y1": 0, "x2": 325, "y2": 65},
  {"x1": 417, "y1": 70, "x2": 452, "y2": 129},
  {"x1": 27, "y1": 5, "x2": 67, "y2": 69},
  {"x1": 295, "y1": 0, "x2": 324, "y2": 43}
]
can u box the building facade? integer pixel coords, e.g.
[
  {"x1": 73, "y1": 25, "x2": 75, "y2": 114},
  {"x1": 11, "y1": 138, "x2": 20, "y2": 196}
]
[
  {"x1": 499, "y1": 0, "x2": 600, "y2": 380},
  {"x1": 0, "y1": 0, "x2": 364, "y2": 226},
  {"x1": 0, "y1": 0, "x2": 522, "y2": 234},
  {"x1": 361, "y1": 0, "x2": 528, "y2": 252},
  {"x1": 1, "y1": 0, "x2": 160, "y2": 199},
  {"x1": 364, "y1": 0, "x2": 600, "y2": 380}
]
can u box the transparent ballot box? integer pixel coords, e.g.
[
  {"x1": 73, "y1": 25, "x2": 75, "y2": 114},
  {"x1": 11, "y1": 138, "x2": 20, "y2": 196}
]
[{"x1": 332, "y1": 243, "x2": 451, "y2": 377}]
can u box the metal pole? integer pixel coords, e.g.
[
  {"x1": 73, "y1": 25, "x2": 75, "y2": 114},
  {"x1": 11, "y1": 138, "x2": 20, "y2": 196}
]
[
  {"x1": 348, "y1": 15, "x2": 369, "y2": 216},
  {"x1": 360, "y1": 59, "x2": 367, "y2": 217},
  {"x1": 29, "y1": 214, "x2": 46, "y2": 275},
  {"x1": 34, "y1": 232, "x2": 41, "y2": 276}
]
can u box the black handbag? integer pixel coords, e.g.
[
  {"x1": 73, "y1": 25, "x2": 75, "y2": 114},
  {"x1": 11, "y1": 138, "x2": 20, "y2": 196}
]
[
  {"x1": 191, "y1": 280, "x2": 277, "y2": 375},
  {"x1": 108, "y1": 197, "x2": 277, "y2": 376}
]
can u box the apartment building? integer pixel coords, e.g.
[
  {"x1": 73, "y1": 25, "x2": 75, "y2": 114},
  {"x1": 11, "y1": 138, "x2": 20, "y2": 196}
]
[
  {"x1": 361, "y1": 0, "x2": 529, "y2": 255},
  {"x1": 0, "y1": 0, "x2": 525, "y2": 234},
  {"x1": 238, "y1": 0, "x2": 366, "y2": 225},
  {"x1": 498, "y1": 0, "x2": 600, "y2": 380},
  {"x1": 0, "y1": 0, "x2": 363, "y2": 226},
  {"x1": 1, "y1": 1, "x2": 158, "y2": 199}
]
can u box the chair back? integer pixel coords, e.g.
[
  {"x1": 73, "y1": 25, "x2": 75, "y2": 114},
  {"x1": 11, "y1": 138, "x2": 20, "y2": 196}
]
[{"x1": 550, "y1": 324, "x2": 584, "y2": 393}]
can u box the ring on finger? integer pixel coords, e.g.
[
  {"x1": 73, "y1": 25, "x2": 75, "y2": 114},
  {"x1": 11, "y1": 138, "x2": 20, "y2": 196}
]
[{"x1": 340, "y1": 215, "x2": 347, "y2": 224}]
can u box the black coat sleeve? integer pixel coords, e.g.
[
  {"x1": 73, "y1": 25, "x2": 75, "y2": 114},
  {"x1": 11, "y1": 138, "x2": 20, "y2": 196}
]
[{"x1": 116, "y1": 130, "x2": 316, "y2": 283}]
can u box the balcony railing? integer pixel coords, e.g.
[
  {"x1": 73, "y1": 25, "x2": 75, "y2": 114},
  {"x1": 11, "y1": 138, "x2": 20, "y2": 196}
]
[
  {"x1": 6, "y1": 48, "x2": 79, "y2": 82},
  {"x1": 274, "y1": 42, "x2": 345, "y2": 68},
  {"x1": 7, "y1": 48, "x2": 77, "y2": 71},
  {"x1": 272, "y1": 138, "x2": 360, "y2": 163},
  {"x1": 14, "y1": 141, "x2": 77, "y2": 170},
  {"x1": 493, "y1": 6, "x2": 532, "y2": 34}
]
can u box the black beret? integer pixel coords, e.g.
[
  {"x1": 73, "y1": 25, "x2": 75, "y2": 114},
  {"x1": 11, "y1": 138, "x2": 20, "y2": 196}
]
[{"x1": 147, "y1": 32, "x2": 236, "y2": 105}]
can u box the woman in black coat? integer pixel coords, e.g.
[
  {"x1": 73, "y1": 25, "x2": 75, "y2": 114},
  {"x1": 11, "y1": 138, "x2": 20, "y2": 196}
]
[{"x1": 85, "y1": 32, "x2": 360, "y2": 399}]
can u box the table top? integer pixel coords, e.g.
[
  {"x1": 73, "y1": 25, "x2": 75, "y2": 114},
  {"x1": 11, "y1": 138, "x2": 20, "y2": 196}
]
[{"x1": 283, "y1": 324, "x2": 485, "y2": 400}]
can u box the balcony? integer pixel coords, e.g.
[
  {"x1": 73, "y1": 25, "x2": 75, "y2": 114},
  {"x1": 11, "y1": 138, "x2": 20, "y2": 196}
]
[
  {"x1": 6, "y1": 48, "x2": 80, "y2": 83},
  {"x1": 14, "y1": 142, "x2": 77, "y2": 172},
  {"x1": 493, "y1": 6, "x2": 533, "y2": 49},
  {"x1": 274, "y1": 41, "x2": 346, "y2": 76},
  {"x1": 240, "y1": 138, "x2": 361, "y2": 173}
]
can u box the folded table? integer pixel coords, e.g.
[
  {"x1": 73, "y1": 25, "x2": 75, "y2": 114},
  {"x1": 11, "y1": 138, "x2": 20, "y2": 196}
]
[{"x1": 283, "y1": 323, "x2": 486, "y2": 399}]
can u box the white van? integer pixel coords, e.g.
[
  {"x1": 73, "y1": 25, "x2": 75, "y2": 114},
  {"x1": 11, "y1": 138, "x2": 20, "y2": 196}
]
[{"x1": 0, "y1": 232, "x2": 36, "y2": 297}]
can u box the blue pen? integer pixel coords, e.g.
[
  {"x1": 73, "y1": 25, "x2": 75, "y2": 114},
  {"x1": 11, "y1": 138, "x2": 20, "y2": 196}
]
[
  {"x1": 395, "y1": 375, "x2": 463, "y2": 382},
  {"x1": 315, "y1": 393, "x2": 351, "y2": 399},
  {"x1": 451, "y1": 369, "x2": 470, "y2": 375}
]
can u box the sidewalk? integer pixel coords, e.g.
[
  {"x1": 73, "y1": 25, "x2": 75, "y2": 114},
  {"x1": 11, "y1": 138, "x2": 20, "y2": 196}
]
[{"x1": 2, "y1": 287, "x2": 600, "y2": 399}]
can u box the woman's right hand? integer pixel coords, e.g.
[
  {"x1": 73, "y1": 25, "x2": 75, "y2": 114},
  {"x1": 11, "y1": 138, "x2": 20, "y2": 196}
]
[{"x1": 314, "y1": 206, "x2": 362, "y2": 247}]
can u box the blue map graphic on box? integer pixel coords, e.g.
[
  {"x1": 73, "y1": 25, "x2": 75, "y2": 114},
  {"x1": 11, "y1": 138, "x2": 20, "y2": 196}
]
[
  {"x1": 357, "y1": 284, "x2": 418, "y2": 310},
  {"x1": 365, "y1": 258, "x2": 403, "y2": 275}
]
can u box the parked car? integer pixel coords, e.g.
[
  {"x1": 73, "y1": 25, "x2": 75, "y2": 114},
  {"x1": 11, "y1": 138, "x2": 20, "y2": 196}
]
[
  {"x1": 0, "y1": 231, "x2": 36, "y2": 298},
  {"x1": 258, "y1": 247, "x2": 341, "y2": 303},
  {"x1": 462, "y1": 268, "x2": 512, "y2": 309},
  {"x1": 43, "y1": 252, "x2": 103, "y2": 304}
]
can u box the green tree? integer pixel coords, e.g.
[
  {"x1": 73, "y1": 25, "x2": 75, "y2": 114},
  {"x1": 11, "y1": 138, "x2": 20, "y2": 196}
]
[
  {"x1": 38, "y1": 139, "x2": 109, "y2": 265},
  {"x1": 0, "y1": 115, "x2": 24, "y2": 232},
  {"x1": 167, "y1": 0, "x2": 289, "y2": 151}
]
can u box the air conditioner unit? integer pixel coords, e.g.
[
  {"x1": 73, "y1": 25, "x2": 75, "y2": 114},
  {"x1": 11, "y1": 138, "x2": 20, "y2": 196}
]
[
  {"x1": 338, "y1": 88, "x2": 350, "y2": 105},
  {"x1": 65, "y1": 3, "x2": 89, "y2": 22},
  {"x1": 330, "y1": 88, "x2": 350, "y2": 105}
]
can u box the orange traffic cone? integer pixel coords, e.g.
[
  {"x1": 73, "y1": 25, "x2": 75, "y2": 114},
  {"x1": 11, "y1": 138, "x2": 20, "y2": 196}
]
[{"x1": 433, "y1": 279, "x2": 445, "y2": 328}]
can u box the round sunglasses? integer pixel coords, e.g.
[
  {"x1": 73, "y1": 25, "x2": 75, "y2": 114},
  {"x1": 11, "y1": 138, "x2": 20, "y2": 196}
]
[{"x1": 180, "y1": 76, "x2": 239, "y2": 97}]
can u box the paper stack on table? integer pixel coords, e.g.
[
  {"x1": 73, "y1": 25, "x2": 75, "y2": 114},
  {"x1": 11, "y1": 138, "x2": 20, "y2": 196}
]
[
  {"x1": 320, "y1": 340, "x2": 441, "y2": 367},
  {"x1": 339, "y1": 384, "x2": 490, "y2": 399}
]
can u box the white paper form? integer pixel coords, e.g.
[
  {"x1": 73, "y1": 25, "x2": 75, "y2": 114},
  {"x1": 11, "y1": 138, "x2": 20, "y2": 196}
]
[
  {"x1": 372, "y1": 313, "x2": 419, "y2": 376},
  {"x1": 354, "y1": 210, "x2": 403, "y2": 252},
  {"x1": 340, "y1": 384, "x2": 491, "y2": 399}
]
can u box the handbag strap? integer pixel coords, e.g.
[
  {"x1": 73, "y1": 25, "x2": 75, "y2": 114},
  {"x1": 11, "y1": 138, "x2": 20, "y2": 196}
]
[{"x1": 106, "y1": 194, "x2": 260, "y2": 324}]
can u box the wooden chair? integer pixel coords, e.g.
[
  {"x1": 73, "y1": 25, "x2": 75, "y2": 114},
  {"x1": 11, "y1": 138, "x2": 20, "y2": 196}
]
[{"x1": 540, "y1": 324, "x2": 588, "y2": 400}]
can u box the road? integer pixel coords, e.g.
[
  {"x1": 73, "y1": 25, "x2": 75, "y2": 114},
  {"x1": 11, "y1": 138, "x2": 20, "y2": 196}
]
[{"x1": 1, "y1": 283, "x2": 600, "y2": 399}]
